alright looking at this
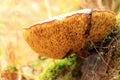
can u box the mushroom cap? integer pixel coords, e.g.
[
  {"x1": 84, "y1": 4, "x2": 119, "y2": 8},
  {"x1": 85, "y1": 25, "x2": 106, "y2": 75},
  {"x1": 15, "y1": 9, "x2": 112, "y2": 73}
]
[
  {"x1": 23, "y1": 9, "x2": 116, "y2": 59},
  {"x1": 89, "y1": 9, "x2": 116, "y2": 42}
]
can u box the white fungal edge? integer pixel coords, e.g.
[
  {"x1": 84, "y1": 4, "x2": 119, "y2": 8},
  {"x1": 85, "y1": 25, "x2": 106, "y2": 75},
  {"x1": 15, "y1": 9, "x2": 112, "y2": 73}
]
[
  {"x1": 24, "y1": 9, "x2": 92, "y2": 28},
  {"x1": 38, "y1": 8, "x2": 92, "y2": 24}
]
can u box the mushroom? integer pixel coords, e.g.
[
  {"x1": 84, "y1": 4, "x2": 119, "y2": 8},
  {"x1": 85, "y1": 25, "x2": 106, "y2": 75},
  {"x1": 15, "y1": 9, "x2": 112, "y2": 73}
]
[{"x1": 23, "y1": 9, "x2": 116, "y2": 59}]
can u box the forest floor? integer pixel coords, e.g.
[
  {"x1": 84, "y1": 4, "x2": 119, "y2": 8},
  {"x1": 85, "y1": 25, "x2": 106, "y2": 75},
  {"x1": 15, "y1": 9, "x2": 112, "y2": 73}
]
[{"x1": 0, "y1": 0, "x2": 120, "y2": 80}]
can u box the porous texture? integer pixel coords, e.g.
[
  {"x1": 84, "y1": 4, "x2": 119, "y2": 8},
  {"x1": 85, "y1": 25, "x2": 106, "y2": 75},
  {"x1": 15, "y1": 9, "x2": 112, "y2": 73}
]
[
  {"x1": 23, "y1": 9, "x2": 116, "y2": 59},
  {"x1": 89, "y1": 9, "x2": 116, "y2": 42},
  {"x1": 23, "y1": 14, "x2": 90, "y2": 59}
]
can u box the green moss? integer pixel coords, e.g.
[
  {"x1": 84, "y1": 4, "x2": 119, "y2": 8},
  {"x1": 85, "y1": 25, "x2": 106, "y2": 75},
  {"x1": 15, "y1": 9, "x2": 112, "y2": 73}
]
[
  {"x1": 112, "y1": 42, "x2": 120, "y2": 59},
  {"x1": 64, "y1": 72, "x2": 71, "y2": 80},
  {"x1": 31, "y1": 57, "x2": 46, "y2": 67},
  {"x1": 109, "y1": 26, "x2": 120, "y2": 59},
  {"x1": 36, "y1": 54, "x2": 77, "y2": 80}
]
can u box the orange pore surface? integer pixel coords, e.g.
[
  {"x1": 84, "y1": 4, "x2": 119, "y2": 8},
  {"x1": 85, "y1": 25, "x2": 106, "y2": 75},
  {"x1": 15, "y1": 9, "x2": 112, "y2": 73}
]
[{"x1": 23, "y1": 9, "x2": 116, "y2": 59}]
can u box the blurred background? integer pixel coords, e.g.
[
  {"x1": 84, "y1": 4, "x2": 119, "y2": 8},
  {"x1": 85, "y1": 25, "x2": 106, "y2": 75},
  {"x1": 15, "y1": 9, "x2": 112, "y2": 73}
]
[{"x1": 0, "y1": 0, "x2": 120, "y2": 79}]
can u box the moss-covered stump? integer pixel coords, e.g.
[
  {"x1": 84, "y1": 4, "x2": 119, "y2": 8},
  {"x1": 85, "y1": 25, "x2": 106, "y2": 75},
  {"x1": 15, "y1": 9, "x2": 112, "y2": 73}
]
[{"x1": 36, "y1": 54, "x2": 84, "y2": 80}]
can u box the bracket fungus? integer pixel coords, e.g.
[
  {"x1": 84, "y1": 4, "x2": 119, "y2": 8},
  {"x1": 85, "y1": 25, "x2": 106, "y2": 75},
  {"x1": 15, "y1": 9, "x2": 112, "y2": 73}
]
[{"x1": 23, "y1": 9, "x2": 116, "y2": 59}]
